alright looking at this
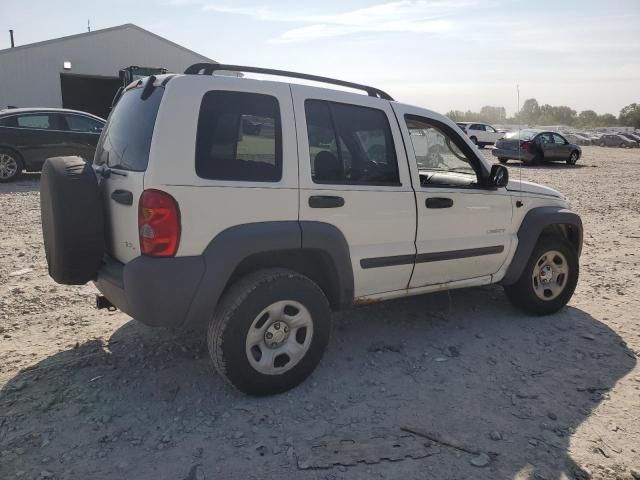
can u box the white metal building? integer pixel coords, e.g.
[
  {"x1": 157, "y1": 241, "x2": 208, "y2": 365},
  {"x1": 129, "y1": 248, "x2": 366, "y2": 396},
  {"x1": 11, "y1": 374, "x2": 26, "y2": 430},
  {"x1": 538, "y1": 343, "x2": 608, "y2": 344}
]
[{"x1": 0, "y1": 24, "x2": 216, "y2": 118}]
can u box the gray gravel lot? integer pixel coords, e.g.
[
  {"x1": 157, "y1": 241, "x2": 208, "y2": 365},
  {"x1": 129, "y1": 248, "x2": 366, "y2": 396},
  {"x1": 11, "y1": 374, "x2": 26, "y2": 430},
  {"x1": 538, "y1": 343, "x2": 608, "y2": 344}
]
[{"x1": 1, "y1": 146, "x2": 639, "y2": 480}]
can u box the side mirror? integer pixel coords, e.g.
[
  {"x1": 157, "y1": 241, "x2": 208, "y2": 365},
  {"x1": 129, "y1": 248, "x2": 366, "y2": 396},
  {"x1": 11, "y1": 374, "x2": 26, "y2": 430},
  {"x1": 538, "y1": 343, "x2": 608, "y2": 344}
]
[{"x1": 489, "y1": 164, "x2": 509, "y2": 187}]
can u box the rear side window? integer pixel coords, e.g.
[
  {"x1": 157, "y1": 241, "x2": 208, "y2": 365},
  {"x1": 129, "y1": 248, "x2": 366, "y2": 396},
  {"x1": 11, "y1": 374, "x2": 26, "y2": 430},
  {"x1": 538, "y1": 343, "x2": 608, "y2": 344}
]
[
  {"x1": 94, "y1": 86, "x2": 164, "y2": 171},
  {"x1": 305, "y1": 100, "x2": 399, "y2": 186},
  {"x1": 195, "y1": 91, "x2": 282, "y2": 182},
  {"x1": 66, "y1": 115, "x2": 103, "y2": 133}
]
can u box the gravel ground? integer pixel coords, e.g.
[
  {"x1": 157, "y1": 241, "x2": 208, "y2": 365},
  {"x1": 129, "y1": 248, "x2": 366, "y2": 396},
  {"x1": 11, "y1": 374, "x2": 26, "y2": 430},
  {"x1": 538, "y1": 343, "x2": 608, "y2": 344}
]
[{"x1": 1, "y1": 146, "x2": 639, "y2": 480}]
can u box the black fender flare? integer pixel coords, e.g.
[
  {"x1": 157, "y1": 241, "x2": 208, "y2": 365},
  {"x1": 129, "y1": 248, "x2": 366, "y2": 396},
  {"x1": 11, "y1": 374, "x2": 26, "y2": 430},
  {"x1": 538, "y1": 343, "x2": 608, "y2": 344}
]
[
  {"x1": 183, "y1": 221, "x2": 353, "y2": 326},
  {"x1": 501, "y1": 207, "x2": 583, "y2": 285}
]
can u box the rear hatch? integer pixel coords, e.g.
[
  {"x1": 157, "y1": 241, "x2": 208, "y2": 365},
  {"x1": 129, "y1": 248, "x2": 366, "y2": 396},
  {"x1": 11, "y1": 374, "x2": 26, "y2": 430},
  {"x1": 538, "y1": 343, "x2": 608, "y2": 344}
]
[{"x1": 93, "y1": 81, "x2": 164, "y2": 263}]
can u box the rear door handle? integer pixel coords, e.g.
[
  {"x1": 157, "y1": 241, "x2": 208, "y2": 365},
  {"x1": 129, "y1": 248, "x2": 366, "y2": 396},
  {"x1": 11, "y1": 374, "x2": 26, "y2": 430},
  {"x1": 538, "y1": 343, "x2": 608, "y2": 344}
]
[
  {"x1": 111, "y1": 189, "x2": 133, "y2": 206},
  {"x1": 425, "y1": 197, "x2": 453, "y2": 209},
  {"x1": 309, "y1": 195, "x2": 345, "y2": 208}
]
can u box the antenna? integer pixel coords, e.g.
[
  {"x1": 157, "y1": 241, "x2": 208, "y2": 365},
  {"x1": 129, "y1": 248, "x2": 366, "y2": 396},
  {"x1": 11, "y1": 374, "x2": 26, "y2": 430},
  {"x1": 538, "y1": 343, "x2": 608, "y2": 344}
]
[
  {"x1": 517, "y1": 84, "x2": 523, "y2": 200},
  {"x1": 87, "y1": 19, "x2": 91, "y2": 32}
]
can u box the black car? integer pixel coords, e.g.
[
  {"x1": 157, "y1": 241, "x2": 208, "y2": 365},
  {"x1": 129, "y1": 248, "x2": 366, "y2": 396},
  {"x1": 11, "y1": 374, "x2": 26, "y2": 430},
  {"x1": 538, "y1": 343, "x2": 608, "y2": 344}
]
[
  {"x1": 0, "y1": 108, "x2": 105, "y2": 182},
  {"x1": 492, "y1": 130, "x2": 581, "y2": 165}
]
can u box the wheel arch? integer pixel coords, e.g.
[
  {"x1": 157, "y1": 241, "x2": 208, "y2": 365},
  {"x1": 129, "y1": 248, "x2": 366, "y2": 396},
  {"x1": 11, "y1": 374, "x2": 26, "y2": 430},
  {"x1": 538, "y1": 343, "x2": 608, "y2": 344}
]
[
  {"x1": 183, "y1": 221, "x2": 354, "y2": 326},
  {"x1": 501, "y1": 207, "x2": 583, "y2": 285},
  {"x1": 0, "y1": 144, "x2": 25, "y2": 165}
]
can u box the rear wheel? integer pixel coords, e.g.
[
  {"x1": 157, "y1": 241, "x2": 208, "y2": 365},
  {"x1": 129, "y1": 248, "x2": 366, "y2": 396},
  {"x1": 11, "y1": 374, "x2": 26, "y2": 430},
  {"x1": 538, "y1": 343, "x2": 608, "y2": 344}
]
[
  {"x1": 599, "y1": 141, "x2": 605, "y2": 147},
  {"x1": 0, "y1": 149, "x2": 23, "y2": 183},
  {"x1": 504, "y1": 235, "x2": 579, "y2": 315},
  {"x1": 208, "y1": 269, "x2": 332, "y2": 396},
  {"x1": 567, "y1": 151, "x2": 579, "y2": 165}
]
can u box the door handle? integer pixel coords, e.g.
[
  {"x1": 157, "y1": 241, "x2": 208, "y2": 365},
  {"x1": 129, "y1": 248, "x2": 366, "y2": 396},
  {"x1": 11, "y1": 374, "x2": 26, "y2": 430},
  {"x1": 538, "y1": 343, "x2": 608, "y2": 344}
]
[
  {"x1": 111, "y1": 189, "x2": 133, "y2": 206},
  {"x1": 309, "y1": 195, "x2": 345, "y2": 208},
  {"x1": 425, "y1": 197, "x2": 453, "y2": 209}
]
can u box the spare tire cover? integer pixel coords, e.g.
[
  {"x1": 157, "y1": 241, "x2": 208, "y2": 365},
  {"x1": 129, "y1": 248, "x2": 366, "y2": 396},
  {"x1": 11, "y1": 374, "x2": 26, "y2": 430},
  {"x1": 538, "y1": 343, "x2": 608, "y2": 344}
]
[{"x1": 40, "y1": 156, "x2": 104, "y2": 285}]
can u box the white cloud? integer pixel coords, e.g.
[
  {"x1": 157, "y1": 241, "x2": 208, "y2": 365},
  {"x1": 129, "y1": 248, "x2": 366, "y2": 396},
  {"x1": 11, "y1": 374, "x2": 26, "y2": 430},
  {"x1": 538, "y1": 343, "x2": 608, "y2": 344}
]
[{"x1": 200, "y1": 1, "x2": 475, "y2": 42}]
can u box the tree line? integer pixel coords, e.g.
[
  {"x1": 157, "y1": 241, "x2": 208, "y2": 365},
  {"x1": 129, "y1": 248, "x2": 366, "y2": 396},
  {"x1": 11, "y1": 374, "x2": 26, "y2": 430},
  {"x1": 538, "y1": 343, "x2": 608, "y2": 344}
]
[{"x1": 446, "y1": 100, "x2": 640, "y2": 129}]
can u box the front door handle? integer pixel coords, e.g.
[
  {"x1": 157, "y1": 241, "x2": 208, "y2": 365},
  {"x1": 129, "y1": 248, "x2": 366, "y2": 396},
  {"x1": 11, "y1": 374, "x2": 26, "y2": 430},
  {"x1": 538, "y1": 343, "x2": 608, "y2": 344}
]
[
  {"x1": 111, "y1": 189, "x2": 133, "y2": 206},
  {"x1": 426, "y1": 197, "x2": 453, "y2": 209},
  {"x1": 309, "y1": 195, "x2": 345, "y2": 208}
]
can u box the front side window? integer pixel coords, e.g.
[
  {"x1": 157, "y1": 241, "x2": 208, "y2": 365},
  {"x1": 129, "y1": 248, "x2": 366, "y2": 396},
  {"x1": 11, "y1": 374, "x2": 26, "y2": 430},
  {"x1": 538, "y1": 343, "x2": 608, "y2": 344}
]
[
  {"x1": 305, "y1": 100, "x2": 399, "y2": 185},
  {"x1": 553, "y1": 134, "x2": 566, "y2": 144},
  {"x1": 66, "y1": 115, "x2": 103, "y2": 133},
  {"x1": 196, "y1": 91, "x2": 281, "y2": 182},
  {"x1": 405, "y1": 115, "x2": 479, "y2": 188}
]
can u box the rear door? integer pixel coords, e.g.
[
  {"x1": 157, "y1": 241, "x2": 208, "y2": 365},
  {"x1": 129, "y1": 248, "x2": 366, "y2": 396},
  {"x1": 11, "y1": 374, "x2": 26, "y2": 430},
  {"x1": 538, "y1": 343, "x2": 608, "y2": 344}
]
[
  {"x1": 552, "y1": 133, "x2": 571, "y2": 160},
  {"x1": 8, "y1": 113, "x2": 69, "y2": 168},
  {"x1": 292, "y1": 85, "x2": 416, "y2": 297},
  {"x1": 94, "y1": 82, "x2": 164, "y2": 263}
]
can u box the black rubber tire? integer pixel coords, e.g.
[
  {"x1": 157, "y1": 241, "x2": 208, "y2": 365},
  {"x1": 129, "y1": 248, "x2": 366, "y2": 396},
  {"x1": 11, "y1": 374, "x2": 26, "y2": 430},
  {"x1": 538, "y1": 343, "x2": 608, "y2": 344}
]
[
  {"x1": 567, "y1": 151, "x2": 579, "y2": 165},
  {"x1": 0, "y1": 148, "x2": 23, "y2": 183},
  {"x1": 40, "y1": 156, "x2": 105, "y2": 285},
  {"x1": 498, "y1": 158, "x2": 508, "y2": 164},
  {"x1": 504, "y1": 235, "x2": 579, "y2": 315},
  {"x1": 208, "y1": 269, "x2": 332, "y2": 396}
]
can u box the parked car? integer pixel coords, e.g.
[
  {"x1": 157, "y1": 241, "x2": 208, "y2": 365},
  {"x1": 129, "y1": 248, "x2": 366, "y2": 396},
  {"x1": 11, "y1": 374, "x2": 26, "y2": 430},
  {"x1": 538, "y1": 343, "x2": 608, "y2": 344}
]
[
  {"x1": 0, "y1": 108, "x2": 105, "y2": 182},
  {"x1": 619, "y1": 133, "x2": 640, "y2": 145},
  {"x1": 597, "y1": 134, "x2": 638, "y2": 148},
  {"x1": 40, "y1": 65, "x2": 582, "y2": 395},
  {"x1": 493, "y1": 130, "x2": 581, "y2": 165},
  {"x1": 563, "y1": 133, "x2": 591, "y2": 146},
  {"x1": 456, "y1": 122, "x2": 504, "y2": 148}
]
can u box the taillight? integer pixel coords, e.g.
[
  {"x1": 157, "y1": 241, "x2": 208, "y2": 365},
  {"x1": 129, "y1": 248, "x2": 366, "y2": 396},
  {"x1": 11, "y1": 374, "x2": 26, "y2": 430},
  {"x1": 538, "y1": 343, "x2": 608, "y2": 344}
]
[
  {"x1": 520, "y1": 141, "x2": 531, "y2": 153},
  {"x1": 138, "y1": 189, "x2": 181, "y2": 257}
]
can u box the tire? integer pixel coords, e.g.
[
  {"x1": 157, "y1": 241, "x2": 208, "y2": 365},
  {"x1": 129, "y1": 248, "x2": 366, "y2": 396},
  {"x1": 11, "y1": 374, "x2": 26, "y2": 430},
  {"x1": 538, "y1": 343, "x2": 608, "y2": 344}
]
[
  {"x1": 498, "y1": 158, "x2": 508, "y2": 164},
  {"x1": 40, "y1": 156, "x2": 105, "y2": 285},
  {"x1": 599, "y1": 142, "x2": 605, "y2": 147},
  {"x1": 470, "y1": 136, "x2": 478, "y2": 146},
  {"x1": 0, "y1": 148, "x2": 23, "y2": 183},
  {"x1": 504, "y1": 235, "x2": 579, "y2": 315},
  {"x1": 567, "y1": 151, "x2": 579, "y2": 165},
  {"x1": 208, "y1": 269, "x2": 332, "y2": 396}
]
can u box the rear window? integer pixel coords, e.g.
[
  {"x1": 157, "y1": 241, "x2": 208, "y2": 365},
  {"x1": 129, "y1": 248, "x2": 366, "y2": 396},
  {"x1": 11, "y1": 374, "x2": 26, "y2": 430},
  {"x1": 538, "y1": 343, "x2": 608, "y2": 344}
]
[
  {"x1": 505, "y1": 130, "x2": 538, "y2": 141},
  {"x1": 94, "y1": 86, "x2": 164, "y2": 171},
  {"x1": 195, "y1": 91, "x2": 282, "y2": 182}
]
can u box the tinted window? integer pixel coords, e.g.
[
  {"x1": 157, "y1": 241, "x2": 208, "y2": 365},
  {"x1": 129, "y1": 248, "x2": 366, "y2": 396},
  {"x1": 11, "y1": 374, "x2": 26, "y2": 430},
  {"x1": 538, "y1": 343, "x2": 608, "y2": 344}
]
[
  {"x1": 305, "y1": 100, "x2": 399, "y2": 185},
  {"x1": 0, "y1": 116, "x2": 18, "y2": 127},
  {"x1": 196, "y1": 91, "x2": 281, "y2": 182},
  {"x1": 505, "y1": 130, "x2": 538, "y2": 140},
  {"x1": 17, "y1": 114, "x2": 52, "y2": 129},
  {"x1": 66, "y1": 115, "x2": 103, "y2": 133},
  {"x1": 94, "y1": 86, "x2": 164, "y2": 171},
  {"x1": 470, "y1": 124, "x2": 483, "y2": 130},
  {"x1": 553, "y1": 134, "x2": 566, "y2": 144}
]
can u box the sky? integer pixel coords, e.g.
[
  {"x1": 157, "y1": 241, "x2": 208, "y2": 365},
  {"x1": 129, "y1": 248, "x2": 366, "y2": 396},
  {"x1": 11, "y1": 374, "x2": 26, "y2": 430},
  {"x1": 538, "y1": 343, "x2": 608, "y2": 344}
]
[{"x1": 1, "y1": 0, "x2": 639, "y2": 116}]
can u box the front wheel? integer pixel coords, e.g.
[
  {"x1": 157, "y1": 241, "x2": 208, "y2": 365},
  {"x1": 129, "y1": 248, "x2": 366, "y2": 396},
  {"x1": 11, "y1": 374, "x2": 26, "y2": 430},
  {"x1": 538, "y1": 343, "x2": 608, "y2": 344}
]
[
  {"x1": 567, "y1": 151, "x2": 579, "y2": 165},
  {"x1": 208, "y1": 269, "x2": 332, "y2": 396},
  {"x1": 0, "y1": 149, "x2": 23, "y2": 183},
  {"x1": 504, "y1": 235, "x2": 579, "y2": 315}
]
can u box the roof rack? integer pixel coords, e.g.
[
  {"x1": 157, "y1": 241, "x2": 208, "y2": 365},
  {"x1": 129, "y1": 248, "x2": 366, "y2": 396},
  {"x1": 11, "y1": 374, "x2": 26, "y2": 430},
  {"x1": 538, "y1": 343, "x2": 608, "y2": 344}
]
[{"x1": 184, "y1": 63, "x2": 394, "y2": 101}]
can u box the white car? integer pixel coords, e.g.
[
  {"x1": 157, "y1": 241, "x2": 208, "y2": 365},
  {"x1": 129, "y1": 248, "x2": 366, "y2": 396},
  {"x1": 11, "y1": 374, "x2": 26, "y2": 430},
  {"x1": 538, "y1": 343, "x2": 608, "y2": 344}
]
[
  {"x1": 456, "y1": 122, "x2": 504, "y2": 148},
  {"x1": 40, "y1": 64, "x2": 583, "y2": 396}
]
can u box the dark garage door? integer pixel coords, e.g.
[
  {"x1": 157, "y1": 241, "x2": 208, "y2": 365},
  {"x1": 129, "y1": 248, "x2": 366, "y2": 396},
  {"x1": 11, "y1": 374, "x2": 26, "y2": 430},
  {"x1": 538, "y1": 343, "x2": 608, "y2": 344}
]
[{"x1": 60, "y1": 73, "x2": 120, "y2": 119}]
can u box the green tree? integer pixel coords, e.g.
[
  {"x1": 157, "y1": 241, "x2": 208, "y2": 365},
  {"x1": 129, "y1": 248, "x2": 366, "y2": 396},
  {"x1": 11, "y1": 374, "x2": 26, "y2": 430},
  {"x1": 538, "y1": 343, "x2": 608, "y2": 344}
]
[
  {"x1": 597, "y1": 113, "x2": 618, "y2": 126},
  {"x1": 518, "y1": 98, "x2": 540, "y2": 124},
  {"x1": 577, "y1": 110, "x2": 599, "y2": 127},
  {"x1": 479, "y1": 106, "x2": 506, "y2": 123},
  {"x1": 619, "y1": 103, "x2": 640, "y2": 128}
]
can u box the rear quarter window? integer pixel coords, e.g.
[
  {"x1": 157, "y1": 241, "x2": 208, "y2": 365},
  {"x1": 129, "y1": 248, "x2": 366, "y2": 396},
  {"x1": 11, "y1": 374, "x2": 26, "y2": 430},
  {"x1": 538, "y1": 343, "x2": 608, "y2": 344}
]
[
  {"x1": 94, "y1": 86, "x2": 164, "y2": 171},
  {"x1": 195, "y1": 91, "x2": 282, "y2": 182}
]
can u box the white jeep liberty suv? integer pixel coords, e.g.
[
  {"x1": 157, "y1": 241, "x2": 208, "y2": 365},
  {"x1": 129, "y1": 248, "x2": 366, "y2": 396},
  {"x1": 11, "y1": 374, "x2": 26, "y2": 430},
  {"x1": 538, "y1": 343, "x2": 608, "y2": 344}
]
[{"x1": 40, "y1": 64, "x2": 582, "y2": 396}]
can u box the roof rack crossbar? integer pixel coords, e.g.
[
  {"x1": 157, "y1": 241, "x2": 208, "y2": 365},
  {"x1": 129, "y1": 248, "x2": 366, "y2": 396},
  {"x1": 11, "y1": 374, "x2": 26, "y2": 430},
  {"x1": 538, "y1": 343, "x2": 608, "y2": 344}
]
[{"x1": 184, "y1": 63, "x2": 394, "y2": 101}]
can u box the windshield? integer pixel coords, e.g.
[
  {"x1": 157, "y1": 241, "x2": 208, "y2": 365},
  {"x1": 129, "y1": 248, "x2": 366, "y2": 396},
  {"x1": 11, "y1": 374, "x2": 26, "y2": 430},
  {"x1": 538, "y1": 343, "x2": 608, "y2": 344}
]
[{"x1": 504, "y1": 130, "x2": 538, "y2": 141}]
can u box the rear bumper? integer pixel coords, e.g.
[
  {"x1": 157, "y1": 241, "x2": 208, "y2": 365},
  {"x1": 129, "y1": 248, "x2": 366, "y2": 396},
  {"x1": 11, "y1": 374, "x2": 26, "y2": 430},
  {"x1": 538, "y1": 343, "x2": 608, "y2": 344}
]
[
  {"x1": 95, "y1": 255, "x2": 206, "y2": 327},
  {"x1": 492, "y1": 148, "x2": 534, "y2": 162}
]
